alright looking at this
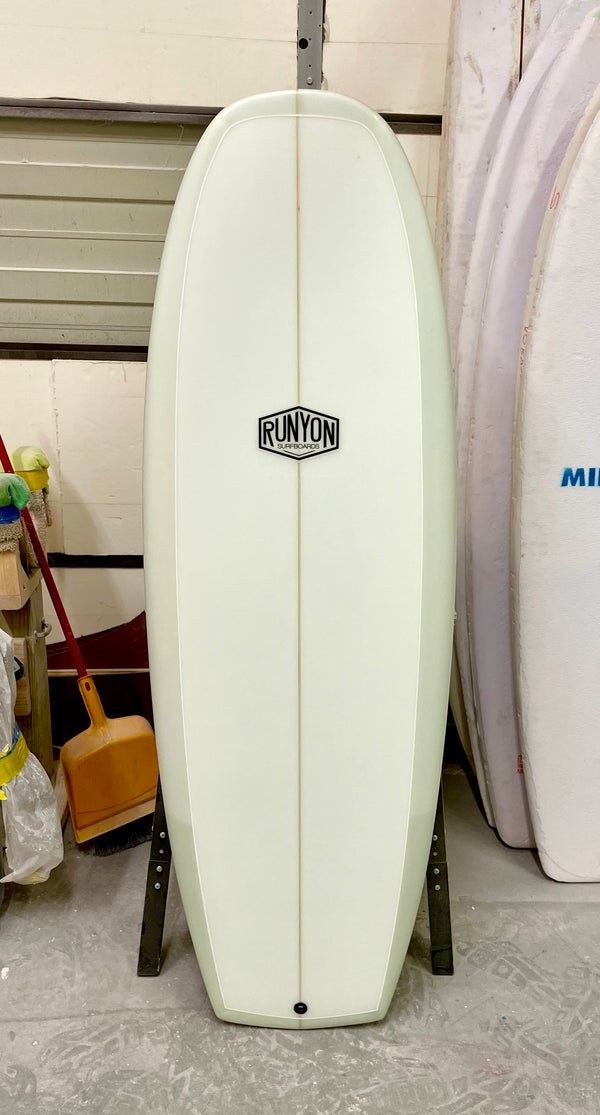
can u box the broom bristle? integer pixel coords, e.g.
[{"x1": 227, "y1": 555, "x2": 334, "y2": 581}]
[{"x1": 93, "y1": 812, "x2": 154, "y2": 856}]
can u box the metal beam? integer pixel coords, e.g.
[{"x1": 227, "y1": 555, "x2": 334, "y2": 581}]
[
  {"x1": 0, "y1": 97, "x2": 220, "y2": 127},
  {"x1": 297, "y1": 0, "x2": 325, "y2": 90},
  {"x1": 0, "y1": 99, "x2": 441, "y2": 135}
]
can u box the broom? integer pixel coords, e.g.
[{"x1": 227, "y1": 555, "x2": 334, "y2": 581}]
[{"x1": 0, "y1": 431, "x2": 158, "y2": 842}]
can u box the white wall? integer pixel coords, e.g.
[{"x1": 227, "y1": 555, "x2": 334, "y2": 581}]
[
  {"x1": 325, "y1": 0, "x2": 450, "y2": 113},
  {"x1": 0, "y1": 1, "x2": 451, "y2": 112},
  {"x1": 0, "y1": 1, "x2": 451, "y2": 641},
  {"x1": 0, "y1": 360, "x2": 146, "y2": 641}
]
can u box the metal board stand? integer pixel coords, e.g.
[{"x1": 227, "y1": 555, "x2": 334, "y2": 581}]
[
  {"x1": 426, "y1": 784, "x2": 454, "y2": 975},
  {"x1": 137, "y1": 778, "x2": 171, "y2": 976},
  {"x1": 138, "y1": 0, "x2": 453, "y2": 984},
  {"x1": 138, "y1": 776, "x2": 453, "y2": 979}
]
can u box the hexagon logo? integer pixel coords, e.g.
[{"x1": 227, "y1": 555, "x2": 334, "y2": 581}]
[{"x1": 258, "y1": 406, "x2": 340, "y2": 461}]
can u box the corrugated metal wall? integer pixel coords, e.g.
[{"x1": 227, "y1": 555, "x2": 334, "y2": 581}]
[
  {"x1": 0, "y1": 117, "x2": 205, "y2": 346},
  {"x1": 0, "y1": 114, "x2": 441, "y2": 351}
]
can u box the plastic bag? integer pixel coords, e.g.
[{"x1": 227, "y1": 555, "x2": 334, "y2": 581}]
[
  {"x1": 1, "y1": 728, "x2": 64, "y2": 884},
  {"x1": 0, "y1": 628, "x2": 63, "y2": 884}
]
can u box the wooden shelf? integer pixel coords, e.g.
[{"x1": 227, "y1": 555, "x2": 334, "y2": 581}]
[
  {"x1": 0, "y1": 549, "x2": 42, "y2": 610},
  {"x1": 1, "y1": 576, "x2": 53, "y2": 775}
]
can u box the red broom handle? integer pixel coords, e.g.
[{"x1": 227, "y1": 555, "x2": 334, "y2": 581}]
[{"x1": 0, "y1": 435, "x2": 88, "y2": 679}]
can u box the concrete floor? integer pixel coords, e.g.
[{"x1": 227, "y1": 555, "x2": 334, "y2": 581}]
[{"x1": 1, "y1": 765, "x2": 599, "y2": 1114}]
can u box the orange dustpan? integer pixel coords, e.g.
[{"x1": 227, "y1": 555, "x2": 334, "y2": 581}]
[{"x1": 0, "y1": 435, "x2": 158, "y2": 843}]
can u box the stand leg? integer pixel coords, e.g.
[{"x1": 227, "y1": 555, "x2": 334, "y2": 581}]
[
  {"x1": 138, "y1": 778, "x2": 453, "y2": 978},
  {"x1": 426, "y1": 781, "x2": 454, "y2": 975},
  {"x1": 137, "y1": 778, "x2": 172, "y2": 976}
]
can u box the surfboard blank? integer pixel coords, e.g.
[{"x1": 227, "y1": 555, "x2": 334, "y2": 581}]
[
  {"x1": 437, "y1": 0, "x2": 522, "y2": 778},
  {"x1": 437, "y1": 0, "x2": 522, "y2": 368},
  {"x1": 513, "y1": 96, "x2": 600, "y2": 882},
  {"x1": 450, "y1": 0, "x2": 593, "y2": 836},
  {"x1": 462, "y1": 2, "x2": 600, "y2": 847},
  {"x1": 522, "y1": 0, "x2": 566, "y2": 69},
  {"x1": 144, "y1": 91, "x2": 455, "y2": 1027}
]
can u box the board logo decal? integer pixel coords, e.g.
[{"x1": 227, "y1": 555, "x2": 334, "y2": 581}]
[
  {"x1": 561, "y1": 468, "x2": 600, "y2": 487},
  {"x1": 258, "y1": 406, "x2": 340, "y2": 461}
]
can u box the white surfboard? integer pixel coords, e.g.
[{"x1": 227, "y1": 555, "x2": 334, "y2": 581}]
[
  {"x1": 452, "y1": 0, "x2": 593, "y2": 831},
  {"x1": 436, "y1": 0, "x2": 522, "y2": 368},
  {"x1": 467, "y1": 9, "x2": 600, "y2": 849},
  {"x1": 513, "y1": 92, "x2": 600, "y2": 881},
  {"x1": 439, "y1": 0, "x2": 562, "y2": 786},
  {"x1": 143, "y1": 91, "x2": 456, "y2": 1028},
  {"x1": 436, "y1": 0, "x2": 521, "y2": 773},
  {"x1": 515, "y1": 83, "x2": 600, "y2": 356},
  {"x1": 522, "y1": 0, "x2": 566, "y2": 70}
]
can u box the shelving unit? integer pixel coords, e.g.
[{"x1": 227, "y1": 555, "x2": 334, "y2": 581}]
[{"x1": 0, "y1": 549, "x2": 52, "y2": 776}]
